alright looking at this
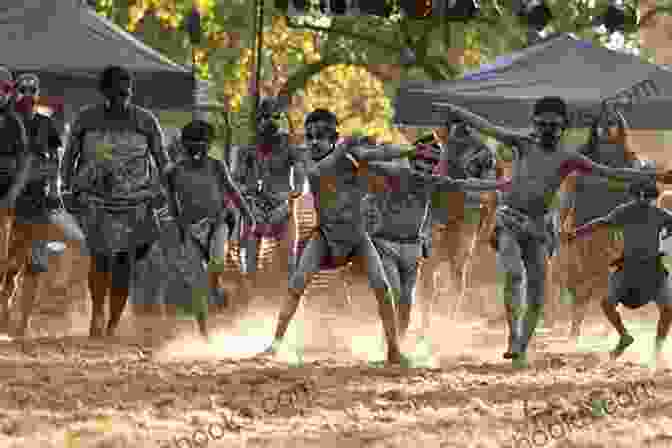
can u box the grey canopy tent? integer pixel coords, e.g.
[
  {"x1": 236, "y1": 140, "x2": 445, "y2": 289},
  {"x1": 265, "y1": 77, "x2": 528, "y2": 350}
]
[
  {"x1": 394, "y1": 33, "x2": 672, "y2": 130},
  {"x1": 0, "y1": 0, "x2": 211, "y2": 122}
]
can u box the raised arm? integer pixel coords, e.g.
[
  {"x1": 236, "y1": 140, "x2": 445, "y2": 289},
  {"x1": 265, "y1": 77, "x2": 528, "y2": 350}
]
[{"x1": 440, "y1": 104, "x2": 531, "y2": 151}]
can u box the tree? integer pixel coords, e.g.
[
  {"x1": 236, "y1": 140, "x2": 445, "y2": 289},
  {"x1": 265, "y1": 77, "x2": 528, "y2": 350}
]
[{"x1": 91, "y1": 1, "x2": 672, "y2": 146}]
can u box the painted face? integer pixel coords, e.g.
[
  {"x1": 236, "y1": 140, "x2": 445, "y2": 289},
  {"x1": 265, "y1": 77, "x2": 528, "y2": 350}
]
[
  {"x1": 15, "y1": 77, "x2": 38, "y2": 114},
  {"x1": 305, "y1": 121, "x2": 335, "y2": 161},
  {"x1": 182, "y1": 139, "x2": 209, "y2": 163},
  {"x1": 532, "y1": 112, "x2": 565, "y2": 150}
]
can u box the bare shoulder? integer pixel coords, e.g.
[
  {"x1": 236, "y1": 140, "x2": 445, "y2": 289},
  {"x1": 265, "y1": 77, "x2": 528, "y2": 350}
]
[
  {"x1": 130, "y1": 105, "x2": 161, "y2": 131},
  {"x1": 71, "y1": 103, "x2": 104, "y2": 128}
]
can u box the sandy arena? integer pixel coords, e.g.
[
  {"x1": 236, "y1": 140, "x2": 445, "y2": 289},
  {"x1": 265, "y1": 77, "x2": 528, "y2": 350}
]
[{"x1": 0, "y1": 264, "x2": 670, "y2": 448}]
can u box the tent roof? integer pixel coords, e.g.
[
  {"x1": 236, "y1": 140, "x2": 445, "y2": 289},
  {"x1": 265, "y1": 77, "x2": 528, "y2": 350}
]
[
  {"x1": 0, "y1": 0, "x2": 208, "y2": 113},
  {"x1": 394, "y1": 33, "x2": 672, "y2": 129}
]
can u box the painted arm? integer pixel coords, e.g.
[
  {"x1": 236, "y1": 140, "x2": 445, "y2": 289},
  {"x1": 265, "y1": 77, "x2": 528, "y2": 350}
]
[
  {"x1": 572, "y1": 202, "x2": 629, "y2": 241},
  {"x1": 218, "y1": 160, "x2": 256, "y2": 227},
  {"x1": 567, "y1": 153, "x2": 655, "y2": 183},
  {"x1": 290, "y1": 147, "x2": 307, "y2": 198},
  {"x1": 162, "y1": 165, "x2": 184, "y2": 238},
  {"x1": 306, "y1": 141, "x2": 352, "y2": 177},
  {"x1": 60, "y1": 118, "x2": 82, "y2": 192},
  {"x1": 146, "y1": 113, "x2": 172, "y2": 180},
  {"x1": 439, "y1": 104, "x2": 530, "y2": 156},
  {"x1": 443, "y1": 176, "x2": 512, "y2": 193},
  {"x1": 5, "y1": 113, "x2": 32, "y2": 202}
]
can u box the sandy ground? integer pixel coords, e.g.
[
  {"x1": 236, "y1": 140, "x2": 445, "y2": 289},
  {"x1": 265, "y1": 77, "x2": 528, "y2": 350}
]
[{"x1": 0, "y1": 273, "x2": 671, "y2": 448}]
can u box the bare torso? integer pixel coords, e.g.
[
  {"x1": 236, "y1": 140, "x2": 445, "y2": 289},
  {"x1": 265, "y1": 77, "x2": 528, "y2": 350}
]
[
  {"x1": 308, "y1": 154, "x2": 366, "y2": 243},
  {"x1": 171, "y1": 158, "x2": 226, "y2": 225},
  {"x1": 503, "y1": 143, "x2": 575, "y2": 218}
]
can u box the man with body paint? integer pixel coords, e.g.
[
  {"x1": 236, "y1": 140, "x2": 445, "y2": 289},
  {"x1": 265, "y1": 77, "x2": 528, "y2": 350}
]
[
  {"x1": 163, "y1": 120, "x2": 256, "y2": 338},
  {"x1": 230, "y1": 97, "x2": 307, "y2": 278},
  {"x1": 364, "y1": 157, "x2": 509, "y2": 342},
  {"x1": 571, "y1": 180, "x2": 672, "y2": 362},
  {"x1": 61, "y1": 66, "x2": 172, "y2": 337},
  {"x1": 559, "y1": 110, "x2": 648, "y2": 338},
  {"x1": 441, "y1": 97, "x2": 672, "y2": 367}
]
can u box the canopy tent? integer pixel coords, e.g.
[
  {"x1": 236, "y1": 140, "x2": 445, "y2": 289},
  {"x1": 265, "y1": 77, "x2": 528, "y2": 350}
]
[
  {"x1": 394, "y1": 33, "x2": 672, "y2": 130},
  {"x1": 0, "y1": 0, "x2": 212, "y2": 122}
]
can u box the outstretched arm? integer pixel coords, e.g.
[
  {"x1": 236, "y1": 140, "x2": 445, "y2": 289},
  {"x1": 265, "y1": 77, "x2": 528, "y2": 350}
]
[
  {"x1": 567, "y1": 153, "x2": 655, "y2": 184},
  {"x1": 439, "y1": 104, "x2": 531, "y2": 152},
  {"x1": 572, "y1": 202, "x2": 630, "y2": 241},
  {"x1": 449, "y1": 177, "x2": 512, "y2": 193}
]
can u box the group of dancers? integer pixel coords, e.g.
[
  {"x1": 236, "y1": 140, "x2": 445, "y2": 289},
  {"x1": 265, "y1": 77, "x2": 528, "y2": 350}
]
[
  {"x1": 222, "y1": 96, "x2": 672, "y2": 367},
  {"x1": 0, "y1": 63, "x2": 669, "y2": 368}
]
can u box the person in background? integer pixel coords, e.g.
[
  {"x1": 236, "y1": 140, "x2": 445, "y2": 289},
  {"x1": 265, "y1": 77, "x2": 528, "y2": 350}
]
[
  {"x1": 571, "y1": 179, "x2": 672, "y2": 363},
  {"x1": 61, "y1": 65, "x2": 172, "y2": 338},
  {"x1": 0, "y1": 73, "x2": 86, "y2": 337}
]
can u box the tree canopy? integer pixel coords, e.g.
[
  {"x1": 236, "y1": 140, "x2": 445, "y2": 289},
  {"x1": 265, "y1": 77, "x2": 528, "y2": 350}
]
[{"x1": 90, "y1": 0, "x2": 671, "y2": 146}]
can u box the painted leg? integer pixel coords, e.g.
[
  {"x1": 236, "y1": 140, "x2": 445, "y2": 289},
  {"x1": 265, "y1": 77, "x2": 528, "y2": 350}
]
[
  {"x1": 340, "y1": 262, "x2": 353, "y2": 307},
  {"x1": 496, "y1": 230, "x2": 526, "y2": 361},
  {"x1": 88, "y1": 258, "x2": 111, "y2": 338},
  {"x1": 517, "y1": 238, "x2": 548, "y2": 357},
  {"x1": 601, "y1": 299, "x2": 633, "y2": 359},
  {"x1": 570, "y1": 283, "x2": 591, "y2": 339},
  {"x1": 263, "y1": 237, "x2": 327, "y2": 355},
  {"x1": 107, "y1": 286, "x2": 129, "y2": 337},
  {"x1": 362, "y1": 238, "x2": 402, "y2": 364},
  {"x1": 15, "y1": 271, "x2": 44, "y2": 338},
  {"x1": 654, "y1": 281, "x2": 672, "y2": 362},
  {"x1": 419, "y1": 259, "x2": 436, "y2": 335},
  {"x1": 0, "y1": 267, "x2": 19, "y2": 331}
]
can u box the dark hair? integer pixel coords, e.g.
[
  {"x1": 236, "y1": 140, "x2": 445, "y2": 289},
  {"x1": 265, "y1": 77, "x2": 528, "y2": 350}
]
[
  {"x1": 533, "y1": 96, "x2": 568, "y2": 121},
  {"x1": 99, "y1": 66, "x2": 132, "y2": 92},
  {"x1": 628, "y1": 179, "x2": 659, "y2": 200},
  {"x1": 181, "y1": 120, "x2": 215, "y2": 142},
  {"x1": 305, "y1": 108, "x2": 338, "y2": 129}
]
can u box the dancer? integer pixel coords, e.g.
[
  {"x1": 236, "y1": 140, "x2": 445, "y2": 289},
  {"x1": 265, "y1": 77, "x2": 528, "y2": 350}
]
[
  {"x1": 571, "y1": 179, "x2": 672, "y2": 362},
  {"x1": 432, "y1": 117, "x2": 498, "y2": 298},
  {"x1": 364, "y1": 158, "x2": 508, "y2": 342},
  {"x1": 61, "y1": 66, "x2": 172, "y2": 337},
  {"x1": 230, "y1": 97, "x2": 306, "y2": 276},
  {"x1": 263, "y1": 109, "x2": 415, "y2": 364},
  {"x1": 163, "y1": 120, "x2": 256, "y2": 337},
  {"x1": 0, "y1": 73, "x2": 86, "y2": 336},
  {"x1": 559, "y1": 111, "x2": 647, "y2": 338},
  {"x1": 0, "y1": 68, "x2": 32, "y2": 331},
  {"x1": 440, "y1": 98, "x2": 669, "y2": 367}
]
